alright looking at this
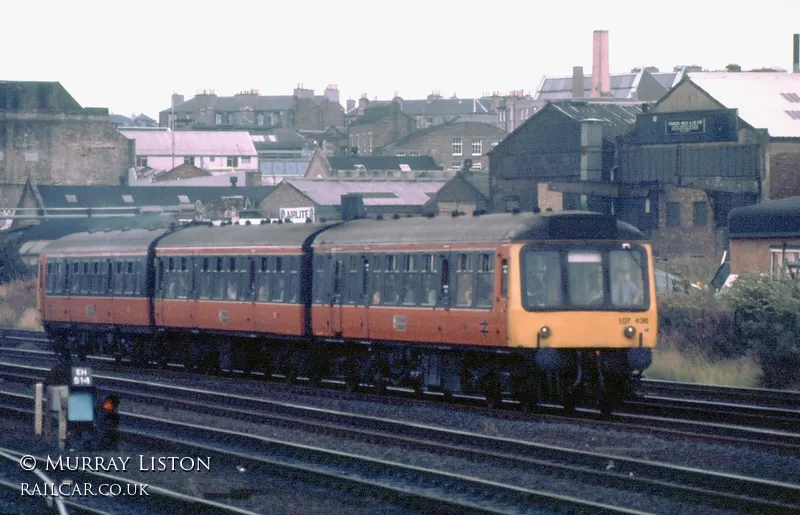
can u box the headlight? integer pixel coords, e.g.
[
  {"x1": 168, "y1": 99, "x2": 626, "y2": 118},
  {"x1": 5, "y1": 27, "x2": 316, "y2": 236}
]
[
  {"x1": 624, "y1": 325, "x2": 636, "y2": 339},
  {"x1": 539, "y1": 326, "x2": 552, "y2": 339}
]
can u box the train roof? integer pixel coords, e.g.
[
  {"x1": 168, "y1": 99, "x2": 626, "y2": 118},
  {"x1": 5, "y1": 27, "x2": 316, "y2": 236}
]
[
  {"x1": 313, "y1": 211, "x2": 645, "y2": 246},
  {"x1": 157, "y1": 222, "x2": 337, "y2": 249},
  {"x1": 41, "y1": 227, "x2": 169, "y2": 256}
]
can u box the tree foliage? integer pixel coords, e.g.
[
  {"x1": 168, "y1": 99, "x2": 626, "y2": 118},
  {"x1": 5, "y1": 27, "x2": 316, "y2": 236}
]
[{"x1": 0, "y1": 241, "x2": 29, "y2": 284}]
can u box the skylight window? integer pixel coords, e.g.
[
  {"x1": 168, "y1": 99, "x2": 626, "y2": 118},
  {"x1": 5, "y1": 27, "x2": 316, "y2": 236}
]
[
  {"x1": 780, "y1": 92, "x2": 800, "y2": 103},
  {"x1": 122, "y1": 195, "x2": 134, "y2": 204},
  {"x1": 354, "y1": 164, "x2": 366, "y2": 171},
  {"x1": 251, "y1": 135, "x2": 265, "y2": 142},
  {"x1": 399, "y1": 164, "x2": 411, "y2": 172},
  {"x1": 785, "y1": 110, "x2": 800, "y2": 120},
  {"x1": 268, "y1": 135, "x2": 277, "y2": 142},
  {"x1": 65, "y1": 194, "x2": 77, "y2": 203},
  {"x1": 178, "y1": 195, "x2": 190, "y2": 203}
]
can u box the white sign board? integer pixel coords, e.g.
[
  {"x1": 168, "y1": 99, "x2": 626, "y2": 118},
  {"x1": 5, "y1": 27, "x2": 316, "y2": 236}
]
[{"x1": 279, "y1": 206, "x2": 315, "y2": 223}]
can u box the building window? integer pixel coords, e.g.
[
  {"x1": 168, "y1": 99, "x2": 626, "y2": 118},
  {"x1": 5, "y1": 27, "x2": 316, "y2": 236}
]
[
  {"x1": 770, "y1": 248, "x2": 800, "y2": 280},
  {"x1": 396, "y1": 151, "x2": 406, "y2": 157},
  {"x1": 491, "y1": 139, "x2": 500, "y2": 149},
  {"x1": 136, "y1": 156, "x2": 148, "y2": 167},
  {"x1": 184, "y1": 156, "x2": 194, "y2": 165},
  {"x1": 409, "y1": 151, "x2": 420, "y2": 156},
  {"x1": 257, "y1": 113, "x2": 265, "y2": 126},
  {"x1": 471, "y1": 162, "x2": 482, "y2": 170},
  {"x1": 452, "y1": 138, "x2": 463, "y2": 156},
  {"x1": 368, "y1": 133, "x2": 373, "y2": 153},
  {"x1": 451, "y1": 162, "x2": 461, "y2": 170},
  {"x1": 693, "y1": 201, "x2": 708, "y2": 227},
  {"x1": 472, "y1": 139, "x2": 482, "y2": 156},
  {"x1": 241, "y1": 157, "x2": 251, "y2": 164},
  {"x1": 215, "y1": 114, "x2": 222, "y2": 125},
  {"x1": 666, "y1": 202, "x2": 680, "y2": 227},
  {"x1": 504, "y1": 196, "x2": 520, "y2": 211},
  {"x1": 227, "y1": 156, "x2": 237, "y2": 167}
]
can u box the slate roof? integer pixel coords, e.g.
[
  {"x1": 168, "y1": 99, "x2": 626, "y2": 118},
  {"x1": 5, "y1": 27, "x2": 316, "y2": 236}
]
[
  {"x1": 458, "y1": 171, "x2": 490, "y2": 200},
  {"x1": 35, "y1": 185, "x2": 275, "y2": 210},
  {"x1": 119, "y1": 130, "x2": 257, "y2": 156},
  {"x1": 550, "y1": 101, "x2": 642, "y2": 137},
  {"x1": 0, "y1": 81, "x2": 85, "y2": 113},
  {"x1": 161, "y1": 95, "x2": 298, "y2": 115},
  {"x1": 109, "y1": 114, "x2": 132, "y2": 125},
  {"x1": 681, "y1": 73, "x2": 800, "y2": 138},
  {"x1": 327, "y1": 155, "x2": 441, "y2": 171},
  {"x1": 281, "y1": 178, "x2": 446, "y2": 207},
  {"x1": 249, "y1": 129, "x2": 307, "y2": 151},
  {"x1": 347, "y1": 97, "x2": 495, "y2": 120}
]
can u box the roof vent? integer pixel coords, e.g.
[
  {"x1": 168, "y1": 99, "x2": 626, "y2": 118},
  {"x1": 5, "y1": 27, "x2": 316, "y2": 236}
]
[
  {"x1": 532, "y1": 207, "x2": 541, "y2": 214},
  {"x1": 511, "y1": 208, "x2": 521, "y2": 215},
  {"x1": 376, "y1": 214, "x2": 384, "y2": 220}
]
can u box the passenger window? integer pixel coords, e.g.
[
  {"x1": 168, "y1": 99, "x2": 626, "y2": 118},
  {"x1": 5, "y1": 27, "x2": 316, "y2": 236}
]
[
  {"x1": 475, "y1": 253, "x2": 494, "y2": 308},
  {"x1": 382, "y1": 255, "x2": 399, "y2": 305},
  {"x1": 286, "y1": 256, "x2": 299, "y2": 303},
  {"x1": 370, "y1": 256, "x2": 381, "y2": 305},
  {"x1": 522, "y1": 250, "x2": 562, "y2": 309},
  {"x1": 400, "y1": 254, "x2": 419, "y2": 306},
  {"x1": 455, "y1": 253, "x2": 473, "y2": 307},
  {"x1": 420, "y1": 254, "x2": 437, "y2": 306}
]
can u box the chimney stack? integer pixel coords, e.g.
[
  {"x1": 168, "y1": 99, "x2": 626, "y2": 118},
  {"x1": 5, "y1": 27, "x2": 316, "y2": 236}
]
[
  {"x1": 794, "y1": 34, "x2": 799, "y2": 73},
  {"x1": 171, "y1": 93, "x2": 184, "y2": 108},
  {"x1": 572, "y1": 66, "x2": 584, "y2": 98},
  {"x1": 346, "y1": 99, "x2": 356, "y2": 112},
  {"x1": 591, "y1": 30, "x2": 611, "y2": 98}
]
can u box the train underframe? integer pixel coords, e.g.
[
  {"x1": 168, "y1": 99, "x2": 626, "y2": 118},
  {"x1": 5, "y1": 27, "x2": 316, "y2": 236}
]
[{"x1": 47, "y1": 325, "x2": 652, "y2": 418}]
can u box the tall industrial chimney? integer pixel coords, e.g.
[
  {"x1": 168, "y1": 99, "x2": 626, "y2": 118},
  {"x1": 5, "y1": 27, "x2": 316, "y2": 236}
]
[
  {"x1": 794, "y1": 34, "x2": 799, "y2": 74},
  {"x1": 591, "y1": 30, "x2": 611, "y2": 98},
  {"x1": 572, "y1": 66, "x2": 585, "y2": 98}
]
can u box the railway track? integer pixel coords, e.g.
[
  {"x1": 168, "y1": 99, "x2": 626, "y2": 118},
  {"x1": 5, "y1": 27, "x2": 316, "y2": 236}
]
[
  {"x1": 0, "y1": 361, "x2": 798, "y2": 514},
  {"x1": 0, "y1": 445, "x2": 260, "y2": 515},
  {"x1": 0, "y1": 390, "x2": 649, "y2": 515},
  {"x1": 638, "y1": 378, "x2": 800, "y2": 410}
]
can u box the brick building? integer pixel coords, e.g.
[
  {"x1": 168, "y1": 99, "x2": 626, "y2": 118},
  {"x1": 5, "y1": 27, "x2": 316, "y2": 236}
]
[
  {"x1": 347, "y1": 102, "x2": 416, "y2": 155},
  {"x1": 728, "y1": 196, "x2": 800, "y2": 279},
  {"x1": 0, "y1": 80, "x2": 134, "y2": 186},
  {"x1": 159, "y1": 85, "x2": 345, "y2": 132},
  {"x1": 375, "y1": 119, "x2": 508, "y2": 171},
  {"x1": 429, "y1": 171, "x2": 490, "y2": 215},
  {"x1": 346, "y1": 93, "x2": 499, "y2": 130}
]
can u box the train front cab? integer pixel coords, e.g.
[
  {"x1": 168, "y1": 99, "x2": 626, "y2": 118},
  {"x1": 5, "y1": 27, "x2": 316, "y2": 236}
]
[{"x1": 506, "y1": 239, "x2": 657, "y2": 414}]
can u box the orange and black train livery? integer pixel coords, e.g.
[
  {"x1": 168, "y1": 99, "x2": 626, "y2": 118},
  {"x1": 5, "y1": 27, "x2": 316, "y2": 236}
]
[{"x1": 38, "y1": 211, "x2": 657, "y2": 415}]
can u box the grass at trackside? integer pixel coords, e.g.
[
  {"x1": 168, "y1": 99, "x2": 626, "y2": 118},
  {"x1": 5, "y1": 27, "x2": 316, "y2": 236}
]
[{"x1": 646, "y1": 344, "x2": 762, "y2": 388}]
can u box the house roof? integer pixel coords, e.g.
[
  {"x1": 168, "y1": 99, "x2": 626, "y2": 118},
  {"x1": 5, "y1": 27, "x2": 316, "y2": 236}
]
[
  {"x1": 679, "y1": 73, "x2": 800, "y2": 138},
  {"x1": 119, "y1": 130, "x2": 257, "y2": 156},
  {"x1": 550, "y1": 101, "x2": 642, "y2": 137},
  {"x1": 162, "y1": 95, "x2": 298, "y2": 115},
  {"x1": 729, "y1": 196, "x2": 800, "y2": 238},
  {"x1": 35, "y1": 185, "x2": 275, "y2": 210},
  {"x1": 0, "y1": 80, "x2": 85, "y2": 113},
  {"x1": 280, "y1": 178, "x2": 446, "y2": 207},
  {"x1": 327, "y1": 155, "x2": 441, "y2": 171},
  {"x1": 378, "y1": 119, "x2": 505, "y2": 150},
  {"x1": 458, "y1": 171, "x2": 490, "y2": 200},
  {"x1": 347, "y1": 97, "x2": 496, "y2": 119},
  {"x1": 109, "y1": 114, "x2": 132, "y2": 125}
]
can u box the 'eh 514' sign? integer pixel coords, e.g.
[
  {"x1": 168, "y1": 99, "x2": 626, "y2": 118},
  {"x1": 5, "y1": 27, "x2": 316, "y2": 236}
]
[{"x1": 665, "y1": 118, "x2": 705, "y2": 135}]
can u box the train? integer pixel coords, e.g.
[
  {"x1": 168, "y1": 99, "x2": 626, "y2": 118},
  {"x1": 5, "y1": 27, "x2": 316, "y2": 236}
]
[{"x1": 37, "y1": 210, "x2": 657, "y2": 416}]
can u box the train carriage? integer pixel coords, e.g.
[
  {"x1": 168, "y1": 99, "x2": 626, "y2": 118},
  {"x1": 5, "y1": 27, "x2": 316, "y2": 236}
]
[{"x1": 38, "y1": 210, "x2": 657, "y2": 415}]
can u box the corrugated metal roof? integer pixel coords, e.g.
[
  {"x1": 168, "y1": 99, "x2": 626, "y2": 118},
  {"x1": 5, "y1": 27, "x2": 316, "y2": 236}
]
[
  {"x1": 283, "y1": 178, "x2": 446, "y2": 207},
  {"x1": 119, "y1": 130, "x2": 257, "y2": 156},
  {"x1": 550, "y1": 102, "x2": 642, "y2": 137},
  {"x1": 36, "y1": 185, "x2": 274, "y2": 209},
  {"x1": 685, "y1": 72, "x2": 800, "y2": 138}
]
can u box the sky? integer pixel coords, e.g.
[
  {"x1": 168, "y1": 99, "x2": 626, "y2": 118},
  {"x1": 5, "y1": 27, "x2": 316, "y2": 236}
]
[{"x1": 4, "y1": 1, "x2": 799, "y2": 119}]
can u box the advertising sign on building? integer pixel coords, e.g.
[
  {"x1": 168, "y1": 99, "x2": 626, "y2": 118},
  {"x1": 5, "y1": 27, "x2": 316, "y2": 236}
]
[
  {"x1": 665, "y1": 118, "x2": 706, "y2": 135},
  {"x1": 279, "y1": 206, "x2": 315, "y2": 223}
]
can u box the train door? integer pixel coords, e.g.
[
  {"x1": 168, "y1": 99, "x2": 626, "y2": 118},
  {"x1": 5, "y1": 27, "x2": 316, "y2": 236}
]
[
  {"x1": 245, "y1": 256, "x2": 258, "y2": 332},
  {"x1": 329, "y1": 255, "x2": 345, "y2": 336},
  {"x1": 433, "y1": 252, "x2": 452, "y2": 345}
]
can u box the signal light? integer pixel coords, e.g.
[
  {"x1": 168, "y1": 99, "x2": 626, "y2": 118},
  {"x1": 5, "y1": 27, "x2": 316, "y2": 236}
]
[{"x1": 97, "y1": 395, "x2": 120, "y2": 450}]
